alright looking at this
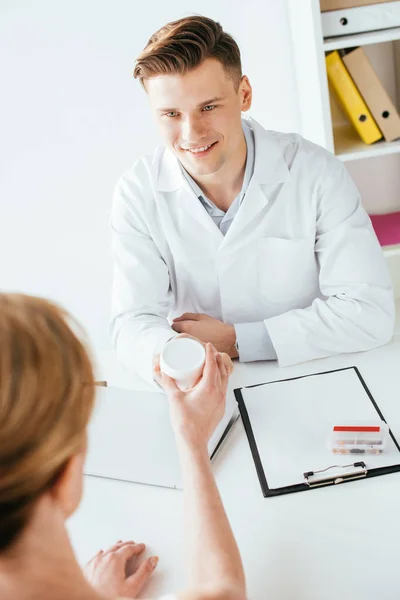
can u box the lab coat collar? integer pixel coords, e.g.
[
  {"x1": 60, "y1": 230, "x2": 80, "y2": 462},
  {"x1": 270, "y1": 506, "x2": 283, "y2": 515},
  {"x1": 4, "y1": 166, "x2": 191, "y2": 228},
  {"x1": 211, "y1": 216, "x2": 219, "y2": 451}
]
[
  {"x1": 155, "y1": 146, "x2": 183, "y2": 192},
  {"x1": 246, "y1": 116, "x2": 291, "y2": 185},
  {"x1": 155, "y1": 116, "x2": 290, "y2": 192}
]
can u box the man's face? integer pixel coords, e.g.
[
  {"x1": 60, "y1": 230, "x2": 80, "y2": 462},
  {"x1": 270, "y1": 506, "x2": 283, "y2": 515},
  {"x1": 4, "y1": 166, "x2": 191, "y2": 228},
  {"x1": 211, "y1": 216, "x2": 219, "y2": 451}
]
[{"x1": 146, "y1": 58, "x2": 252, "y2": 178}]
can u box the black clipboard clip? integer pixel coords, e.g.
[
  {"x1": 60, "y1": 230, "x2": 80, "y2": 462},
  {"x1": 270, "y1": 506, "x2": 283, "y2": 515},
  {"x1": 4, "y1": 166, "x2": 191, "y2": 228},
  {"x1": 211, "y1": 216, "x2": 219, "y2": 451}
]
[{"x1": 304, "y1": 461, "x2": 367, "y2": 488}]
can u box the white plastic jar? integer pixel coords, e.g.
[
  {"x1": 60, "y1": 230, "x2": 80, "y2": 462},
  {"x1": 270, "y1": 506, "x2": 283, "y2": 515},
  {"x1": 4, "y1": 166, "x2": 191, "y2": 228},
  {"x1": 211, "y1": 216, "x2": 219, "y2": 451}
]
[{"x1": 160, "y1": 337, "x2": 206, "y2": 390}]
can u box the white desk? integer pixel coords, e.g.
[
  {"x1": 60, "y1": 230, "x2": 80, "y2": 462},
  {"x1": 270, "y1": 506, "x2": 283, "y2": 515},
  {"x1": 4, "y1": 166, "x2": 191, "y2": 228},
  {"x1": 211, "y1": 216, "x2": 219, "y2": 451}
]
[{"x1": 68, "y1": 336, "x2": 400, "y2": 600}]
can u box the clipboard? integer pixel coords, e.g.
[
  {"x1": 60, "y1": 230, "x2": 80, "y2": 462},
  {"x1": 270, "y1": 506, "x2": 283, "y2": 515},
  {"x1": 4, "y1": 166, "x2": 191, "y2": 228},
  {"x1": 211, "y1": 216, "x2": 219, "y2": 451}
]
[{"x1": 234, "y1": 366, "x2": 400, "y2": 497}]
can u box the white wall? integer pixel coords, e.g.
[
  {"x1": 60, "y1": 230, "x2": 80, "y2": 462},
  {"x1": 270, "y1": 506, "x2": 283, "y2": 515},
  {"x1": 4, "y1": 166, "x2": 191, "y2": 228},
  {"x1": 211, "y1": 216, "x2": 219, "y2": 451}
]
[{"x1": 0, "y1": 0, "x2": 299, "y2": 371}]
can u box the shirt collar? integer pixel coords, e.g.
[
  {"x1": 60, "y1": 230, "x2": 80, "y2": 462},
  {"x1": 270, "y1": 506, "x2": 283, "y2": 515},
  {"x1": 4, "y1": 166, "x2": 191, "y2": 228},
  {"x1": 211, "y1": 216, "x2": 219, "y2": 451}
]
[{"x1": 180, "y1": 121, "x2": 255, "y2": 207}]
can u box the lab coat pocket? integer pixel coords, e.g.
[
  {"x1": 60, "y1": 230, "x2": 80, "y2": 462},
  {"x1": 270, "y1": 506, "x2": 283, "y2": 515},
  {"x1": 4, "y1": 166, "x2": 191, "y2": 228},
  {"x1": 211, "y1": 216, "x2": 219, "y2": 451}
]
[{"x1": 258, "y1": 237, "x2": 317, "y2": 305}]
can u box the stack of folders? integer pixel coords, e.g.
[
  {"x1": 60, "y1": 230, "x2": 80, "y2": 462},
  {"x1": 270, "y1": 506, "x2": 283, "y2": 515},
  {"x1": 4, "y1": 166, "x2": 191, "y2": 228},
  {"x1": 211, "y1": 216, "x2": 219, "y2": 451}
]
[
  {"x1": 325, "y1": 48, "x2": 400, "y2": 145},
  {"x1": 320, "y1": 1, "x2": 397, "y2": 10}
]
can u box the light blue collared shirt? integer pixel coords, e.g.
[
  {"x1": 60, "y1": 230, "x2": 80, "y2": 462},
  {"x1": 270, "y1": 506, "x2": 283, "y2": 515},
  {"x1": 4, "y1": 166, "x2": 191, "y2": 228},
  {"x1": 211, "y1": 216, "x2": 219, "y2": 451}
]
[
  {"x1": 180, "y1": 121, "x2": 277, "y2": 362},
  {"x1": 181, "y1": 123, "x2": 255, "y2": 235}
]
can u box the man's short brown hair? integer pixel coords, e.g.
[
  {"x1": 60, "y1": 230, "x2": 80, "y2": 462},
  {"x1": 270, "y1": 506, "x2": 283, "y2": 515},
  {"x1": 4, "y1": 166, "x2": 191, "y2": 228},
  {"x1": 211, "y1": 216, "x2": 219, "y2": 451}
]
[{"x1": 134, "y1": 15, "x2": 242, "y2": 89}]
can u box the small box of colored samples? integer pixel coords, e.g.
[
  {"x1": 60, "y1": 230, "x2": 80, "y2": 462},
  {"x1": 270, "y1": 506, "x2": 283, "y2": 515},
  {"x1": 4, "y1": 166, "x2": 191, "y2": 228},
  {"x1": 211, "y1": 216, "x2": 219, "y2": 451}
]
[{"x1": 329, "y1": 421, "x2": 389, "y2": 455}]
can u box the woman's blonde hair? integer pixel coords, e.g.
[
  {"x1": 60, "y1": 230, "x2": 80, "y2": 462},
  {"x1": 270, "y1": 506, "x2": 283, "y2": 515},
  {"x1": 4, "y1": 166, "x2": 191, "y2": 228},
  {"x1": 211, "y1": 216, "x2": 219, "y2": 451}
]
[{"x1": 0, "y1": 294, "x2": 95, "y2": 551}]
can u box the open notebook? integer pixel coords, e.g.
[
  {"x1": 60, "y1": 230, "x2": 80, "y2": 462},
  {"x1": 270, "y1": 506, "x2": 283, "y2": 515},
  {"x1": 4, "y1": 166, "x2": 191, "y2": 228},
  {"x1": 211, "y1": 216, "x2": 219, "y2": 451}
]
[
  {"x1": 235, "y1": 367, "x2": 400, "y2": 497},
  {"x1": 84, "y1": 385, "x2": 239, "y2": 490}
]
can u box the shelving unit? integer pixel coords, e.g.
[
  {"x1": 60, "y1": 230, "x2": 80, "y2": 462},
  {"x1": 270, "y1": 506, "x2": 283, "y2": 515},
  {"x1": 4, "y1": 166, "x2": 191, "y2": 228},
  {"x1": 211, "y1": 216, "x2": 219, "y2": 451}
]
[
  {"x1": 287, "y1": 0, "x2": 400, "y2": 298},
  {"x1": 384, "y1": 244, "x2": 400, "y2": 257},
  {"x1": 323, "y1": 24, "x2": 400, "y2": 50},
  {"x1": 333, "y1": 124, "x2": 400, "y2": 160}
]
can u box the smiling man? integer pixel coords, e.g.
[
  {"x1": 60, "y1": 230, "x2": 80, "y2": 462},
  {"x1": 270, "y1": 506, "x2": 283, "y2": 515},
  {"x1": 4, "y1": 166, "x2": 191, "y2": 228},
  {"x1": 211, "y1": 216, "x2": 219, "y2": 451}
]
[{"x1": 110, "y1": 15, "x2": 394, "y2": 386}]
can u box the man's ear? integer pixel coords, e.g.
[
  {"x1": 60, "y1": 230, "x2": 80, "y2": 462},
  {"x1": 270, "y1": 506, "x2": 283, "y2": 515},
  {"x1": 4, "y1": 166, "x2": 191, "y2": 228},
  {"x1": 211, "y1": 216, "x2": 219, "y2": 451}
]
[
  {"x1": 239, "y1": 75, "x2": 252, "y2": 112},
  {"x1": 50, "y1": 452, "x2": 86, "y2": 518}
]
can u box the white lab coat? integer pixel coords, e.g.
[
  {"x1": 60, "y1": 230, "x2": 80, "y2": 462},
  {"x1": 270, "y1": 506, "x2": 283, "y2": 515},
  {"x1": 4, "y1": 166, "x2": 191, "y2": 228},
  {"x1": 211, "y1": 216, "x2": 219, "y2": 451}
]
[{"x1": 111, "y1": 117, "x2": 394, "y2": 386}]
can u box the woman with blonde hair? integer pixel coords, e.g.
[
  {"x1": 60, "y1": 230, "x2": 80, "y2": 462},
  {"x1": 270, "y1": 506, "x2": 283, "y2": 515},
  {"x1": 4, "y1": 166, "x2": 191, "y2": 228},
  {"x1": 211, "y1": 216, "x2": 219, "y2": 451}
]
[{"x1": 0, "y1": 293, "x2": 246, "y2": 600}]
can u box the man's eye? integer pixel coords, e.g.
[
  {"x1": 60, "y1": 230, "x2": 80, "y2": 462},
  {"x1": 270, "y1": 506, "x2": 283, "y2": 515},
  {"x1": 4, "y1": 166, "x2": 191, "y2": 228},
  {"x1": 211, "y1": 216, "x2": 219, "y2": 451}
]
[
  {"x1": 165, "y1": 111, "x2": 178, "y2": 118},
  {"x1": 202, "y1": 105, "x2": 215, "y2": 112}
]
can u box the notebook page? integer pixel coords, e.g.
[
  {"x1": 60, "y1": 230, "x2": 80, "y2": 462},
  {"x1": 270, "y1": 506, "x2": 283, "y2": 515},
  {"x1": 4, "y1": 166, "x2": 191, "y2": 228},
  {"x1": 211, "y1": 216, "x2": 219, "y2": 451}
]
[
  {"x1": 85, "y1": 385, "x2": 237, "y2": 489},
  {"x1": 85, "y1": 386, "x2": 182, "y2": 488}
]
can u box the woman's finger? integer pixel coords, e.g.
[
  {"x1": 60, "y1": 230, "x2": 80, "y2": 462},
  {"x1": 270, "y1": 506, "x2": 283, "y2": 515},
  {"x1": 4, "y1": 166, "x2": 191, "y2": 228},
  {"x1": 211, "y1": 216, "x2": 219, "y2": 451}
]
[
  {"x1": 215, "y1": 354, "x2": 223, "y2": 391},
  {"x1": 152, "y1": 354, "x2": 162, "y2": 386},
  {"x1": 220, "y1": 355, "x2": 230, "y2": 386},
  {"x1": 126, "y1": 556, "x2": 159, "y2": 596},
  {"x1": 221, "y1": 352, "x2": 233, "y2": 375},
  {"x1": 160, "y1": 372, "x2": 180, "y2": 394},
  {"x1": 201, "y1": 343, "x2": 218, "y2": 385},
  {"x1": 86, "y1": 548, "x2": 103, "y2": 564},
  {"x1": 102, "y1": 540, "x2": 128, "y2": 555},
  {"x1": 216, "y1": 352, "x2": 225, "y2": 374},
  {"x1": 116, "y1": 542, "x2": 146, "y2": 561}
]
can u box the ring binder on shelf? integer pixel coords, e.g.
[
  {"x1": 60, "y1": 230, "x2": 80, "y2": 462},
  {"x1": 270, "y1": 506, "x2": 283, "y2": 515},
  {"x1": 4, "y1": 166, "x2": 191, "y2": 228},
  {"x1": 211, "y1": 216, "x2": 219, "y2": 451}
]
[
  {"x1": 303, "y1": 461, "x2": 367, "y2": 488},
  {"x1": 234, "y1": 367, "x2": 400, "y2": 498}
]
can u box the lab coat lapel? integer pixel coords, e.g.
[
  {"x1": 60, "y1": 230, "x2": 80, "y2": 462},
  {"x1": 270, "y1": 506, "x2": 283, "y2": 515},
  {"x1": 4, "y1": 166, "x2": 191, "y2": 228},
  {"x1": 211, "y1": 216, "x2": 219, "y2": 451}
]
[
  {"x1": 156, "y1": 146, "x2": 224, "y2": 242},
  {"x1": 221, "y1": 118, "x2": 291, "y2": 247},
  {"x1": 220, "y1": 181, "x2": 269, "y2": 247}
]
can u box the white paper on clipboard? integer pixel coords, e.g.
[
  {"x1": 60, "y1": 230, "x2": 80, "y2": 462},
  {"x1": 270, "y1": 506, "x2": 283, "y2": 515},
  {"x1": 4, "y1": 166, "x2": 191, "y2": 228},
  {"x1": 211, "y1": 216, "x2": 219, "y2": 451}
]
[{"x1": 240, "y1": 368, "x2": 400, "y2": 490}]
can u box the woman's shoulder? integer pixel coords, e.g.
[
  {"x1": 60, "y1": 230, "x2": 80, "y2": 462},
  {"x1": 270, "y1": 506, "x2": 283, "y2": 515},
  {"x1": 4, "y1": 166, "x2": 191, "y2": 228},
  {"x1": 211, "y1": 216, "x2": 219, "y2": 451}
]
[{"x1": 117, "y1": 596, "x2": 176, "y2": 600}]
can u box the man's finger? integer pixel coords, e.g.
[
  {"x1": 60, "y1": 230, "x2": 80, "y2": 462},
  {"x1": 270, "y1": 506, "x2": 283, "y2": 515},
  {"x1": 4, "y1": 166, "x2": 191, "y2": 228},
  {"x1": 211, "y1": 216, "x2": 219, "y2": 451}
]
[
  {"x1": 176, "y1": 333, "x2": 206, "y2": 349},
  {"x1": 126, "y1": 556, "x2": 159, "y2": 596},
  {"x1": 171, "y1": 321, "x2": 186, "y2": 333},
  {"x1": 173, "y1": 313, "x2": 201, "y2": 322}
]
